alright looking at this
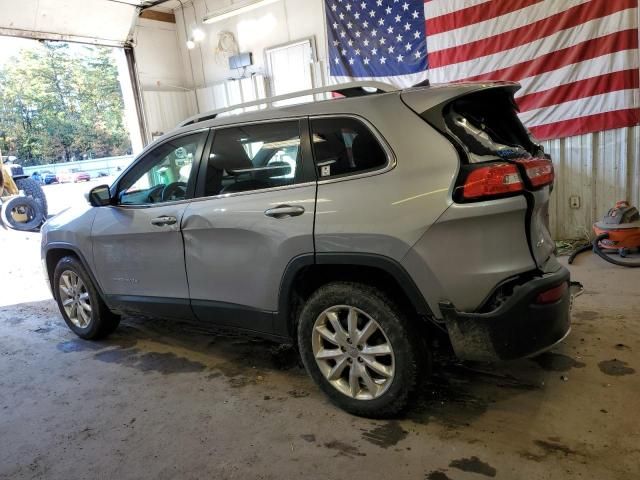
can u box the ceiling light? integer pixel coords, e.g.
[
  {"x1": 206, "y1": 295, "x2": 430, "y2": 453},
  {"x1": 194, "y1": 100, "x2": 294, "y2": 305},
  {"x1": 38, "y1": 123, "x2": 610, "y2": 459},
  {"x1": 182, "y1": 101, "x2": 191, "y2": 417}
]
[
  {"x1": 186, "y1": 39, "x2": 196, "y2": 49},
  {"x1": 203, "y1": 0, "x2": 281, "y2": 24},
  {"x1": 192, "y1": 28, "x2": 205, "y2": 42}
]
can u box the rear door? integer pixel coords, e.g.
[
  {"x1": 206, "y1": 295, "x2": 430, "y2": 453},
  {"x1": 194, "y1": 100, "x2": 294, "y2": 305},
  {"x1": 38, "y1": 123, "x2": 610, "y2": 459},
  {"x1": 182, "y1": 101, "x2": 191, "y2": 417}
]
[
  {"x1": 92, "y1": 130, "x2": 208, "y2": 318},
  {"x1": 182, "y1": 119, "x2": 316, "y2": 335}
]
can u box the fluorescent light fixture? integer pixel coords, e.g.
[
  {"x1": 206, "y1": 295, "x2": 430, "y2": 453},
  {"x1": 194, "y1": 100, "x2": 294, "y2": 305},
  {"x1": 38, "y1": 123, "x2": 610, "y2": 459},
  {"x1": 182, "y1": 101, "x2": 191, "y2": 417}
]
[
  {"x1": 203, "y1": 0, "x2": 281, "y2": 24},
  {"x1": 186, "y1": 39, "x2": 196, "y2": 49},
  {"x1": 192, "y1": 28, "x2": 206, "y2": 42}
]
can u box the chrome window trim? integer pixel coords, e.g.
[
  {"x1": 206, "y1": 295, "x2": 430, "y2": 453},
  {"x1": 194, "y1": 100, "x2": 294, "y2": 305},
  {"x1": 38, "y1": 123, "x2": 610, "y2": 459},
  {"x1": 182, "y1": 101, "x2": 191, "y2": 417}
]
[
  {"x1": 189, "y1": 181, "x2": 317, "y2": 204},
  {"x1": 309, "y1": 113, "x2": 397, "y2": 185}
]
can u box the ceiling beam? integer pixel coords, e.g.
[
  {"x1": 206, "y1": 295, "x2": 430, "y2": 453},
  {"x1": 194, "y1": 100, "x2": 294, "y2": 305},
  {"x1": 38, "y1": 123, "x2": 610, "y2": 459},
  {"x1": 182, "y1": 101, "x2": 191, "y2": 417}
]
[{"x1": 139, "y1": 9, "x2": 176, "y2": 22}]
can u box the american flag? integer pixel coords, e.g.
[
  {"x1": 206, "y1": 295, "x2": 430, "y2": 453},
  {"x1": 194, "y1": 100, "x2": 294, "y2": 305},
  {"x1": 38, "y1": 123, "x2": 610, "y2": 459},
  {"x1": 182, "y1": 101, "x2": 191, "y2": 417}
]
[{"x1": 326, "y1": 0, "x2": 640, "y2": 140}]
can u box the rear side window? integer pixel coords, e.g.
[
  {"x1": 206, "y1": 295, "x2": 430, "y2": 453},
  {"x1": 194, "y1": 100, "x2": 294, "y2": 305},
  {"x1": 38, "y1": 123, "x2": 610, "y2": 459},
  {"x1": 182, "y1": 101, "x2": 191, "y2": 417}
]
[
  {"x1": 310, "y1": 117, "x2": 387, "y2": 178},
  {"x1": 203, "y1": 121, "x2": 301, "y2": 196}
]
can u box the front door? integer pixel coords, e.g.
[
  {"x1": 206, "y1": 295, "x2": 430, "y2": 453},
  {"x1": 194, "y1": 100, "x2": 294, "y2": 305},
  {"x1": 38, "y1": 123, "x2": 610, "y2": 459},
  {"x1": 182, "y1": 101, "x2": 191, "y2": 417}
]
[
  {"x1": 92, "y1": 130, "x2": 208, "y2": 319},
  {"x1": 182, "y1": 119, "x2": 316, "y2": 334}
]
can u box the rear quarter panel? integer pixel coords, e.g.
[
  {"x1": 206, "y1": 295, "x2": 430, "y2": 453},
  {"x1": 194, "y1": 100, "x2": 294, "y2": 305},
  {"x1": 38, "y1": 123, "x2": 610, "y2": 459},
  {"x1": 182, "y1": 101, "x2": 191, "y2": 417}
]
[{"x1": 314, "y1": 94, "x2": 458, "y2": 260}]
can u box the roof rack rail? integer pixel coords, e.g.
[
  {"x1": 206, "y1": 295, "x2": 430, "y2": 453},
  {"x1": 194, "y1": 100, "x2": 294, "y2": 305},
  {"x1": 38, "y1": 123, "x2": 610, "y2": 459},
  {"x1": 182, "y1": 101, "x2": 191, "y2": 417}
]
[{"x1": 177, "y1": 81, "x2": 397, "y2": 128}]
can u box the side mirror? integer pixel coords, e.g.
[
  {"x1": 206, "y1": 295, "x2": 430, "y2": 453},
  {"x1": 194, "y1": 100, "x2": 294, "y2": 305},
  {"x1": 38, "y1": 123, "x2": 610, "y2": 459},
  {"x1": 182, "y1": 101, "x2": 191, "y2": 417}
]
[{"x1": 88, "y1": 185, "x2": 112, "y2": 207}]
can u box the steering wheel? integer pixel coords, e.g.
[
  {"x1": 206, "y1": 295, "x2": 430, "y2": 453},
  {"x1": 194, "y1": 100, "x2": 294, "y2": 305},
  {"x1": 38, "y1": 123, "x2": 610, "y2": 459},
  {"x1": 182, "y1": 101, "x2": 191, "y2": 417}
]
[
  {"x1": 146, "y1": 184, "x2": 165, "y2": 203},
  {"x1": 161, "y1": 182, "x2": 187, "y2": 201}
]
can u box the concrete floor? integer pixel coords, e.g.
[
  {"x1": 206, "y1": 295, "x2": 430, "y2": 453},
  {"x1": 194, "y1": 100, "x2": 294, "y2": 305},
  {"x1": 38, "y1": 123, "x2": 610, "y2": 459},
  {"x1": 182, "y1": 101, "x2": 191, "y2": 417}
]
[{"x1": 1, "y1": 225, "x2": 639, "y2": 479}]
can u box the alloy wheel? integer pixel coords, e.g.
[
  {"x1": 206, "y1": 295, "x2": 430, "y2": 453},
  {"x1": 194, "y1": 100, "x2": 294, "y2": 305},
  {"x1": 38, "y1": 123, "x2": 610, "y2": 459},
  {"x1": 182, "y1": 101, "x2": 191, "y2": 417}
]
[
  {"x1": 311, "y1": 305, "x2": 395, "y2": 400},
  {"x1": 58, "y1": 270, "x2": 92, "y2": 328}
]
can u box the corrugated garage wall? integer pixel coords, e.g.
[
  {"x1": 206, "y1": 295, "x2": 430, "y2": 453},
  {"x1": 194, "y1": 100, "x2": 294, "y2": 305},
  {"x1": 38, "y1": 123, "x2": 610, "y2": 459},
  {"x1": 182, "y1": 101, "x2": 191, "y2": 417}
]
[{"x1": 543, "y1": 126, "x2": 640, "y2": 239}]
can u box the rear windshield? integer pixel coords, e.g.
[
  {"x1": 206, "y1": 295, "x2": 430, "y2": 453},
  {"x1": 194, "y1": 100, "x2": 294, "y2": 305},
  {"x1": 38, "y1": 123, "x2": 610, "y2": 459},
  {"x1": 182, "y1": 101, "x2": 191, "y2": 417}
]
[{"x1": 442, "y1": 90, "x2": 543, "y2": 163}]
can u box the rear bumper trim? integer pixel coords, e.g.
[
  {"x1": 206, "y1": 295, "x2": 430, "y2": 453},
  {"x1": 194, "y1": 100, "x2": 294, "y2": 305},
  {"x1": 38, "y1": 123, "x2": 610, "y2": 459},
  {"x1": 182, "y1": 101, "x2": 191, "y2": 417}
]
[{"x1": 440, "y1": 265, "x2": 571, "y2": 362}]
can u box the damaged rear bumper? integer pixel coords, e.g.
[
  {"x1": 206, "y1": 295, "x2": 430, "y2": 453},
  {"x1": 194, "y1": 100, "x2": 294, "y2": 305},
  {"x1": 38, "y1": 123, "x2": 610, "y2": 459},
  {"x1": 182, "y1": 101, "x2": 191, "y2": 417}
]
[{"x1": 440, "y1": 263, "x2": 571, "y2": 362}]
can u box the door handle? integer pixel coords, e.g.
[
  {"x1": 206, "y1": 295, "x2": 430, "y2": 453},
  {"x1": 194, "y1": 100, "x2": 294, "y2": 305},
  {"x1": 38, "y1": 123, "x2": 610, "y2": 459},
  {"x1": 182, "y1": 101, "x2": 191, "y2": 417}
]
[
  {"x1": 151, "y1": 216, "x2": 177, "y2": 226},
  {"x1": 264, "y1": 205, "x2": 305, "y2": 219}
]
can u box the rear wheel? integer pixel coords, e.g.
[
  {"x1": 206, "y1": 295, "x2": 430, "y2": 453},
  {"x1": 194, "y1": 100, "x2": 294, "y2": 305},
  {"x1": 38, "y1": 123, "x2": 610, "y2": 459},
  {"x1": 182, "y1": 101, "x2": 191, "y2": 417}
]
[
  {"x1": 298, "y1": 282, "x2": 425, "y2": 417},
  {"x1": 15, "y1": 177, "x2": 48, "y2": 218},
  {"x1": 54, "y1": 256, "x2": 120, "y2": 339}
]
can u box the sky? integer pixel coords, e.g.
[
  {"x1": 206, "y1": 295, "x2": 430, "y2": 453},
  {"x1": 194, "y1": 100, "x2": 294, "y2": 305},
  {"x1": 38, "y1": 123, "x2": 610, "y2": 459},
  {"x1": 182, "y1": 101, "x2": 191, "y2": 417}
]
[
  {"x1": 0, "y1": 35, "x2": 99, "y2": 68},
  {"x1": 0, "y1": 36, "x2": 36, "y2": 67}
]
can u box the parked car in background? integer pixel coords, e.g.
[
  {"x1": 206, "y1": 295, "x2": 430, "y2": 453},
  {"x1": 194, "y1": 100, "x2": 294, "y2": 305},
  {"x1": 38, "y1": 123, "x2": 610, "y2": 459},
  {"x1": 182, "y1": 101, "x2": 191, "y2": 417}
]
[
  {"x1": 59, "y1": 168, "x2": 91, "y2": 183},
  {"x1": 31, "y1": 172, "x2": 43, "y2": 184},
  {"x1": 41, "y1": 81, "x2": 570, "y2": 418},
  {"x1": 42, "y1": 171, "x2": 59, "y2": 185}
]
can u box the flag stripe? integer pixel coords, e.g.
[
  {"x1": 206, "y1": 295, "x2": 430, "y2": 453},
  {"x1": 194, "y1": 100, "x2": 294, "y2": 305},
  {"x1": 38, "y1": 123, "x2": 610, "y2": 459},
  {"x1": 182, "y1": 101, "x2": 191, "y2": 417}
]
[
  {"x1": 517, "y1": 50, "x2": 638, "y2": 98},
  {"x1": 426, "y1": 0, "x2": 541, "y2": 35},
  {"x1": 428, "y1": 0, "x2": 636, "y2": 68},
  {"x1": 426, "y1": 0, "x2": 590, "y2": 52},
  {"x1": 424, "y1": 0, "x2": 490, "y2": 20},
  {"x1": 428, "y1": 11, "x2": 637, "y2": 83},
  {"x1": 517, "y1": 69, "x2": 640, "y2": 112},
  {"x1": 519, "y1": 89, "x2": 637, "y2": 127},
  {"x1": 461, "y1": 28, "x2": 639, "y2": 83},
  {"x1": 528, "y1": 108, "x2": 640, "y2": 140}
]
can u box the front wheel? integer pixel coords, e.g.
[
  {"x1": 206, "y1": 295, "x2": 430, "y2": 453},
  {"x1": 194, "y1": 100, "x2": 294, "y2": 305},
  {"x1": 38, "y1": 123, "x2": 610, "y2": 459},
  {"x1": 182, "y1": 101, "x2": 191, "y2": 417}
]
[
  {"x1": 53, "y1": 256, "x2": 120, "y2": 339},
  {"x1": 297, "y1": 282, "x2": 426, "y2": 418}
]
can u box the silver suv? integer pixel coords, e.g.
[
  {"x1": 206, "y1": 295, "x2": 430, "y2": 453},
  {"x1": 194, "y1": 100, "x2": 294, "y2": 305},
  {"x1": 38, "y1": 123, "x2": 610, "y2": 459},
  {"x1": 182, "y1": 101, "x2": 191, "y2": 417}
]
[{"x1": 41, "y1": 81, "x2": 571, "y2": 417}]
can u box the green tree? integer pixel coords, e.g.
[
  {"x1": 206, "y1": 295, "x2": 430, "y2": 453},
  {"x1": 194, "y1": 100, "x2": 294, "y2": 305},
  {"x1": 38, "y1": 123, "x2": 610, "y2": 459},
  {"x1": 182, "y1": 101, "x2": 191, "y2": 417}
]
[{"x1": 0, "y1": 41, "x2": 131, "y2": 166}]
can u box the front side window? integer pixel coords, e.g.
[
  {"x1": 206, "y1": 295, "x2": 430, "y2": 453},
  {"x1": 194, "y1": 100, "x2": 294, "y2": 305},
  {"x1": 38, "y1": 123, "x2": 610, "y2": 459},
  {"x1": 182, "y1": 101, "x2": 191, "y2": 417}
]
[
  {"x1": 203, "y1": 121, "x2": 301, "y2": 196},
  {"x1": 118, "y1": 133, "x2": 206, "y2": 205},
  {"x1": 310, "y1": 117, "x2": 387, "y2": 178}
]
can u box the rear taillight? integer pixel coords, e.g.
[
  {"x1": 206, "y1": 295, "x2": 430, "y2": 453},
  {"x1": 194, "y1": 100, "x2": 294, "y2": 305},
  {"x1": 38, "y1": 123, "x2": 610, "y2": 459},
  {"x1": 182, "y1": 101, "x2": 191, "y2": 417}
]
[
  {"x1": 462, "y1": 163, "x2": 524, "y2": 200},
  {"x1": 515, "y1": 158, "x2": 555, "y2": 188},
  {"x1": 535, "y1": 282, "x2": 568, "y2": 304}
]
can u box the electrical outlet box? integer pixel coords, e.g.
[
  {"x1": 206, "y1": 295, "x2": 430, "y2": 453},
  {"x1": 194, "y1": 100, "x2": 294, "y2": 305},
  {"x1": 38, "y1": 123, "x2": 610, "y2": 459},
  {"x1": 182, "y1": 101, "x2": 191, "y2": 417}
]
[{"x1": 570, "y1": 195, "x2": 580, "y2": 209}]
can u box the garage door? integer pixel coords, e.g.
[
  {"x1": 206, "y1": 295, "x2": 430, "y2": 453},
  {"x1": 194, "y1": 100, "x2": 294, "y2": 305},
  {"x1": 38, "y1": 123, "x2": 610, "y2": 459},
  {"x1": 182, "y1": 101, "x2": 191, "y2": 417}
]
[{"x1": 0, "y1": 0, "x2": 143, "y2": 46}]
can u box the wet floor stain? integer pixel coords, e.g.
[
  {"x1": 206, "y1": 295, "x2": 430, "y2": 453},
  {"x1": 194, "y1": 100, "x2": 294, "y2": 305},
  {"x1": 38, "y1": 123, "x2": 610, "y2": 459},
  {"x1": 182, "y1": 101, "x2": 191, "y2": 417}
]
[
  {"x1": 615, "y1": 343, "x2": 631, "y2": 351},
  {"x1": 530, "y1": 352, "x2": 586, "y2": 372},
  {"x1": 300, "y1": 434, "x2": 316, "y2": 443},
  {"x1": 521, "y1": 438, "x2": 580, "y2": 461},
  {"x1": 323, "y1": 440, "x2": 366, "y2": 457},
  {"x1": 520, "y1": 437, "x2": 584, "y2": 462},
  {"x1": 407, "y1": 359, "x2": 542, "y2": 428},
  {"x1": 573, "y1": 310, "x2": 600, "y2": 321},
  {"x1": 94, "y1": 349, "x2": 206, "y2": 375},
  {"x1": 449, "y1": 456, "x2": 496, "y2": 477},
  {"x1": 56, "y1": 336, "x2": 137, "y2": 353},
  {"x1": 534, "y1": 439, "x2": 577, "y2": 457},
  {"x1": 288, "y1": 389, "x2": 310, "y2": 398},
  {"x1": 32, "y1": 327, "x2": 53, "y2": 334},
  {"x1": 57, "y1": 339, "x2": 103, "y2": 353},
  {"x1": 361, "y1": 421, "x2": 408, "y2": 448},
  {"x1": 425, "y1": 471, "x2": 452, "y2": 480},
  {"x1": 598, "y1": 359, "x2": 635, "y2": 376}
]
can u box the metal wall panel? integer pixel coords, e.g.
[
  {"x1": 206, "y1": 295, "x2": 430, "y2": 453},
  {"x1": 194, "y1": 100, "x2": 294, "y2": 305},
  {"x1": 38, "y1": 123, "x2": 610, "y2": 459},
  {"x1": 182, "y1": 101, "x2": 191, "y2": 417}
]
[
  {"x1": 142, "y1": 90, "x2": 197, "y2": 139},
  {"x1": 542, "y1": 126, "x2": 640, "y2": 239}
]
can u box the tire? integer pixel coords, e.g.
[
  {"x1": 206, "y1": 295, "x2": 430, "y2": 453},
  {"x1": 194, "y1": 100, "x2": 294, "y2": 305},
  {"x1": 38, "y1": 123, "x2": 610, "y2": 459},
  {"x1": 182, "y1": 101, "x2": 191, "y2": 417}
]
[
  {"x1": 53, "y1": 256, "x2": 120, "y2": 339},
  {"x1": 297, "y1": 282, "x2": 426, "y2": 418},
  {"x1": 15, "y1": 177, "x2": 48, "y2": 218},
  {"x1": 0, "y1": 196, "x2": 43, "y2": 231}
]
